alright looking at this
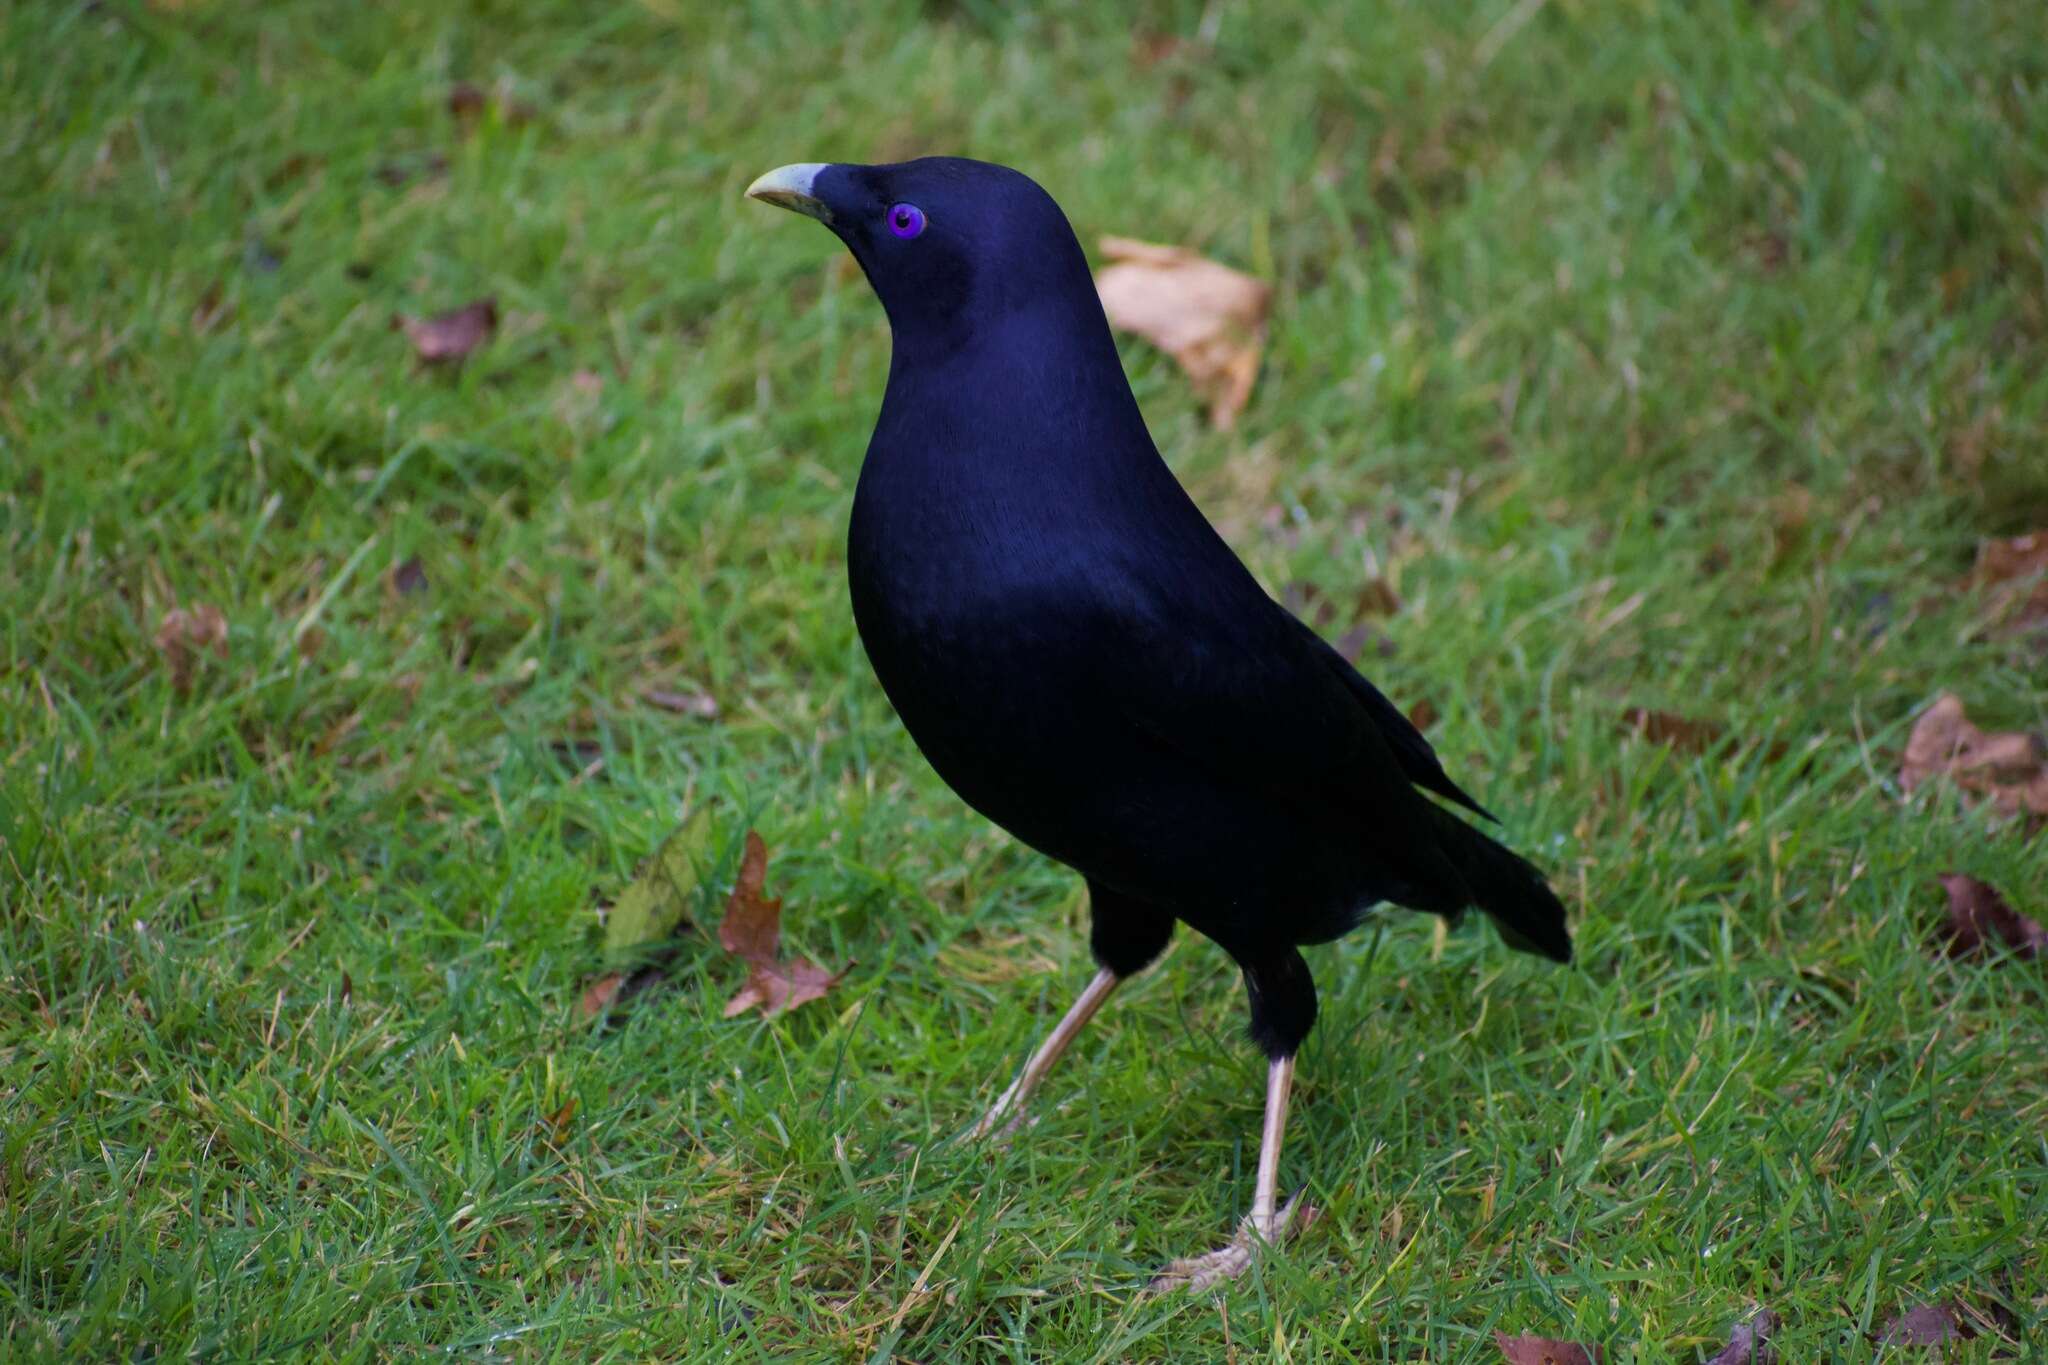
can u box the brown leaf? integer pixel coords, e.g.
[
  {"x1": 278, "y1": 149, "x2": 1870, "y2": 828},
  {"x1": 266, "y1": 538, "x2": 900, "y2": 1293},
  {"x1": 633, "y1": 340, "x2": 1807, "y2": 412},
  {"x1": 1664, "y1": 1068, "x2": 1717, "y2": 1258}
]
[
  {"x1": 394, "y1": 298, "x2": 497, "y2": 366},
  {"x1": 153, "y1": 603, "x2": 228, "y2": 691},
  {"x1": 1972, "y1": 530, "x2": 2048, "y2": 632},
  {"x1": 448, "y1": 81, "x2": 488, "y2": 119},
  {"x1": 1618, "y1": 707, "x2": 1725, "y2": 754},
  {"x1": 1938, "y1": 875, "x2": 2046, "y2": 960},
  {"x1": 1492, "y1": 1332, "x2": 1601, "y2": 1365},
  {"x1": 1705, "y1": 1309, "x2": 1778, "y2": 1365},
  {"x1": 1095, "y1": 236, "x2": 1269, "y2": 429},
  {"x1": 388, "y1": 555, "x2": 429, "y2": 598},
  {"x1": 1876, "y1": 1303, "x2": 1966, "y2": 1346},
  {"x1": 1900, "y1": 693, "x2": 2048, "y2": 819},
  {"x1": 1406, "y1": 697, "x2": 1438, "y2": 733},
  {"x1": 717, "y1": 831, "x2": 848, "y2": 1019},
  {"x1": 644, "y1": 687, "x2": 718, "y2": 719},
  {"x1": 577, "y1": 971, "x2": 625, "y2": 1022},
  {"x1": 191, "y1": 280, "x2": 228, "y2": 335}
]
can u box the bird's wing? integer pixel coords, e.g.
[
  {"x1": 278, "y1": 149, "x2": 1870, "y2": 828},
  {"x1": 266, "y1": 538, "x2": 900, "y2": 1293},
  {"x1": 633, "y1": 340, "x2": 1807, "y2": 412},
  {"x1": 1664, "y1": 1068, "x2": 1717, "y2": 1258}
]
[
  {"x1": 1284, "y1": 617, "x2": 1494, "y2": 821},
  {"x1": 1093, "y1": 561, "x2": 1488, "y2": 821}
]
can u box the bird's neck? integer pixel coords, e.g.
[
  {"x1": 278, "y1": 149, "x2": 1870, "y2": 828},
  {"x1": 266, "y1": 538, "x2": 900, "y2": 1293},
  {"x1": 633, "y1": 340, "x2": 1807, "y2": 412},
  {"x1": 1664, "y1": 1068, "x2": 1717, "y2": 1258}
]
[{"x1": 872, "y1": 293, "x2": 1154, "y2": 478}]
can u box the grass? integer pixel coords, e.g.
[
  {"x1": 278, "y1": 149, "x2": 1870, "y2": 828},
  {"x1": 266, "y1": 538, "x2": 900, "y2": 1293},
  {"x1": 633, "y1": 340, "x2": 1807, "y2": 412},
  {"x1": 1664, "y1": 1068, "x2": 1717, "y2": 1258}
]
[{"x1": 4, "y1": 0, "x2": 2046, "y2": 1358}]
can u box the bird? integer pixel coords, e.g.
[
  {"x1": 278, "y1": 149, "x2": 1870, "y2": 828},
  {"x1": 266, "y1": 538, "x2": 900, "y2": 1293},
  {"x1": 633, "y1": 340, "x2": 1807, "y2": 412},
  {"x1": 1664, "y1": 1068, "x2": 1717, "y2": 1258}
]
[{"x1": 745, "y1": 156, "x2": 1571, "y2": 1290}]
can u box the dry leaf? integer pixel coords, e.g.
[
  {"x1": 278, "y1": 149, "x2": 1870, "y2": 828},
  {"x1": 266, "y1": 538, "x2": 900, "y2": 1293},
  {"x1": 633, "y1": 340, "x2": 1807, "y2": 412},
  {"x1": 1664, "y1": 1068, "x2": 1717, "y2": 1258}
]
[
  {"x1": 1972, "y1": 531, "x2": 2048, "y2": 633},
  {"x1": 1492, "y1": 1331, "x2": 1601, "y2": 1365},
  {"x1": 718, "y1": 831, "x2": 848, "y2": 1019},
  {"x1": 154, "y1": 603, "x2": 228, "y2": 690},
  {"x1": 1937, "y1": 875, "x2": 2045, "y2": 960},
  {"x1": 1619, "y1": 707, "x2": 1725, "y2": 754},
  {"x1": 577, "y1": 810, "x2": 716, "y2": 1023},
  {"x1": 394, "y1": 298, "x2": 497, "y2": 366},
  {"x1": 644, "y1": 687, "x2": 718, "y2": 719},
  {"x1": 191, "y1": 280, "x2": 228, "y2": 335},
  {"x1": 1406, "y1": 697, "x2": 1439, "y2": 733},
  {"x1": 577, "y1": 971, "x2": 626, "y2": 1022},
  {"x1": 1900, "y1": 693, "x2": 2048, "y2": 819},
  {"x1": 1096, "y1": 236, "x2": 1269, "y2": 429},
  {"x1": 388, "y1": 555, "x2": 429, "y2": 598},
  {"x1": 1705, "y1": 1309, "x2": 1778, "y2": 1365},
  {"x1": 1876, "y1": 1303, "x2": 1965, "y2": 1346}
]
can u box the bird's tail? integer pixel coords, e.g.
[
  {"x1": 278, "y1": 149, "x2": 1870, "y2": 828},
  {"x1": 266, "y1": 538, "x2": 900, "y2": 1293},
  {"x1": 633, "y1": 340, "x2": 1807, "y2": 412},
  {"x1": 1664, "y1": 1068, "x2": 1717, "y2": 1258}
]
[{"x1": 1425, "y1": 801, "x2": 1573, "y2": 963}]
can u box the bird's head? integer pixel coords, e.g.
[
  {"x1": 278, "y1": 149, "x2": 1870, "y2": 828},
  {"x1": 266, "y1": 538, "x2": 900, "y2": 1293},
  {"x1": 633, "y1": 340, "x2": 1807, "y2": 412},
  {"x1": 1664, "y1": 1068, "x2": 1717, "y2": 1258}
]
[{"x1": 744, "y1": 157, "x2": 1093, "y2": 353}]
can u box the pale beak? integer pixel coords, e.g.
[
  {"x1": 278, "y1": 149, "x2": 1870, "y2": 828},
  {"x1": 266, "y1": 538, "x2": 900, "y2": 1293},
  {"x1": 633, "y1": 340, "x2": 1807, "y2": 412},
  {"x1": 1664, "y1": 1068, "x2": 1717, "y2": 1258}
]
[{"x1": 745, "y1": 163, "x2": 833, "y2": 223}]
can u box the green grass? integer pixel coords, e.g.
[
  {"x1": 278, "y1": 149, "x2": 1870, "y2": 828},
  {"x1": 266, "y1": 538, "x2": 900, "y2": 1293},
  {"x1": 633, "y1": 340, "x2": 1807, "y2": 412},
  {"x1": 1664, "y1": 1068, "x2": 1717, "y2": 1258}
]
[{"x1": 4, "y1": 0, "x2": 2046, "y2": 1359}]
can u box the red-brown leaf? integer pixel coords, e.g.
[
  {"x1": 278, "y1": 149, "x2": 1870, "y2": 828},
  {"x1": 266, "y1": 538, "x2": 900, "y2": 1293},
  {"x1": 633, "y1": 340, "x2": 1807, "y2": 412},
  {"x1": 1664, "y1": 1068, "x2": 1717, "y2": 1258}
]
[
  {"x1": 1704, "y1": 1309, "x2": 1778, "y2": 1365},
  {"x1": 394, "y1": 298, "x2": 497, "y2": 365},
  {"x1": 154, "y1": 603, "x2": 228, "y2": 691},
  {"x1": 717, "y1": 832, "x2": 847, "y2": 1019},
  {"x1": 1937, "y1": 875, "x2": 2045, "y2": 960},
  {"x1": 1876, "y1": 1303, "x2": 1966, "y2": 1346},
  {"x1": 1973, "y1": 530, "x2": 2048, "y2": 632},
  {"x1": 1619, "y1": 707, "x2": 1725, "y2": 754},
  {"x1": 1493, "y1": 1332, "x2": 1601, "y2": 1365},
  {"x1": 577, "y1": 971, "x2": 626, "y2": 1022},
  {"x1": 1900, "y1": 693, "x2": 2048, "y2": 819},
  {"x1": 644, "y1": 687, "x2": 718, "y2": 719}
]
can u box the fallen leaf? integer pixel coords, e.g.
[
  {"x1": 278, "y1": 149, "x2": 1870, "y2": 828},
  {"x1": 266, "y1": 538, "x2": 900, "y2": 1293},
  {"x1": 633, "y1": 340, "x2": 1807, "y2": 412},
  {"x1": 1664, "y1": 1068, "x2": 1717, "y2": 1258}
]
[
  {"x1": 1900, "y1": 693, "x2": 2048, "y2": 820},
  {"x1": 1096, "y1": 236, "x2": 1269, "y2": 429},
  {"x1": 388, "y1": 555, "x2": 429, "y2": 598},
  {"x1": 602, "y1": 807, "x2": 715, "y2": 963},
  {"x1": 718, "y1": 831, "x2": 849, "y2": 1019},
  {"x1": 1972, "y1": 531, "x2": 2048, "y2": 632},
  {"x1": 1937, "y1": 875, "x2": 2045, "y2": 960},
  {"x1": 191, "y1": 280, "x2": 228, "y2": 334},
  {"x1": 1705, "y1": 1309, "x2": 1778, "y2": 1365},
  {"x1": 394, "y1": 297, "x2": 497, "y2": 366},
  {"x1": 154, "y1": 603, "x2": 228, "y2": 690},
  {"x1": 576, "y1": 971, "x2": 626, "y2": 1022},
  {"x1": 1406, "y1": 697, "x2": 1439, "y2": 733},
  {"x1": 544, "y1": 1097, "x2": 577, "y2": 1143},
  {"x1": 577, "y1": 809, "x2": 717, "y2": 1022},
  {"x1": 644, "y1": 687, "x2": 718, "y2": 719},
  {"x1": 1618, "y1": 707, "x2": 1725, "y2": 754},
  {"x1": 447, "y1": 81, "x2": 488, "y2": 119},
  {"x1": 1876, "y1": 1303, "x2": 1966, "y2": 1346},
  {"x1": 1492, "y1": 1332, "x2": 1601, "y2": 1365}
]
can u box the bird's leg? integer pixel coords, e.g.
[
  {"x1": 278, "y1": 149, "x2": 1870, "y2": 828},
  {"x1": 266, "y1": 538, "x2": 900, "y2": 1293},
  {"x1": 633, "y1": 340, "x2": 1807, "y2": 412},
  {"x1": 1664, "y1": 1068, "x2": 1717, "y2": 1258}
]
[
  {"x1": 1146, "y1": 1054, "x2": 1312, "y2": 1294},
  {"x1": 971, "y1": 966, "x2": 1119, "y2": 1141}
]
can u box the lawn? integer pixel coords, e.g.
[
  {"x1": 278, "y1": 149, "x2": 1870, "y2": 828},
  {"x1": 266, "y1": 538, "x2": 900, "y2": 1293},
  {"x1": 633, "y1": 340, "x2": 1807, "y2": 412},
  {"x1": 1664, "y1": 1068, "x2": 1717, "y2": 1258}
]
[{"x1": 4, "y1": 0, "x2": 2046, "y2": 1359}]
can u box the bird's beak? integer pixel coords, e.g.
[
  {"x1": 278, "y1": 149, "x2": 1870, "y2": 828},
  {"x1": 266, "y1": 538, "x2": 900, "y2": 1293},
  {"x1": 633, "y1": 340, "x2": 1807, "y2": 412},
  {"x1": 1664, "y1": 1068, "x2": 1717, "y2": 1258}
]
[{"x1": 745, "y1": 163, "x2": 834, "y2": 224}]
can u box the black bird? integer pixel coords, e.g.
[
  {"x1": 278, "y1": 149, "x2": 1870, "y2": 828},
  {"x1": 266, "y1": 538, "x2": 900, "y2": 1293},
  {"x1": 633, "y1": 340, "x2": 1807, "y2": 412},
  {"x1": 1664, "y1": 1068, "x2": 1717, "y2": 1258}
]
[{"x1": 746, "y1": 157, "x2": 1571, "y2": 1288}]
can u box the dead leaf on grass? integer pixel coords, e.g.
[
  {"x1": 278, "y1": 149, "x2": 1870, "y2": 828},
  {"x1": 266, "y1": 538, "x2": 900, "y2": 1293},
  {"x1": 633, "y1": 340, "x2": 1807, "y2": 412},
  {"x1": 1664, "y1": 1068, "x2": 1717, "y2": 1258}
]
[
  {"x1": 577, "y1": 808, "x2": 716, "y2": 1022},
  {"x1": 388, "y1": 555, "x2": 429, "y2": 599},
  {"x1": 1492, "y1": 1331, "x2": 1601, "y2": 1365},
  {"x1": 394, "y1": 297, "x2": 497, "y2": 366},
  {"x1": 1972, "y1": 531, "x2": 2048, "y2": 633},
  {"x1": 719, "y1": 831, "x2": 848, "y2": 1018},
  {"x1": 1937, "y1": 875, "x2": 2045, "y2": 960},
  {"x1": 1875, "y1": 1302, "x2": 1966, "y2": 1346},
  {"x1": 1705, "y1": 1308, "x2": 1778, "y2": 1365},
  {"x1": 154, "y1": 603, "x2": 228, "y2": 690},
  {"x1": 1618, "y1": 707, "x2": 1725, "y2": 754},
  {"x1": 191, "y1": 280, "x2": 229, "y2": 335},
  {"x1": 644, "y1": 686, "x2": 718, "y2": 719},
  {"x1": 1095, "y1": 236, "x2": 1269, "y2": 429},
  {"x1": 1900, "y1": 693, "x2": 2048, "y2": 820}
]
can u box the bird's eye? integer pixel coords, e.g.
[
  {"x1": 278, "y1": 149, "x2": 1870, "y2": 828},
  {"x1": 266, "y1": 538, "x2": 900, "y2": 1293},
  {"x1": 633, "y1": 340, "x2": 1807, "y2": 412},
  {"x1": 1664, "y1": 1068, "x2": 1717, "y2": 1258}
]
[{"x1": 886, "y1": 203, "x2": 927, "y2": 240}]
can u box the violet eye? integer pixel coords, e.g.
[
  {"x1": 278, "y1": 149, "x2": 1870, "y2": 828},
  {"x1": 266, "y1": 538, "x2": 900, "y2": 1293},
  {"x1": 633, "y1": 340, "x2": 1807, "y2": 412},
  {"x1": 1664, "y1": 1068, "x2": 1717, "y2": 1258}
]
[{"x1": 886, "y1": 202, "x2": 926, "y2": 239}]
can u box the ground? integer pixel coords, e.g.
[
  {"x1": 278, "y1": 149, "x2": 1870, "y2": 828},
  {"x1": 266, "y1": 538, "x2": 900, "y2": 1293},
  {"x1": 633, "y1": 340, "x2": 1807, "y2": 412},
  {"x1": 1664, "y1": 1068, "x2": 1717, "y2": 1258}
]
[{"x1": 3, "y1": 1, "x2": 2046, "y2": 1360}]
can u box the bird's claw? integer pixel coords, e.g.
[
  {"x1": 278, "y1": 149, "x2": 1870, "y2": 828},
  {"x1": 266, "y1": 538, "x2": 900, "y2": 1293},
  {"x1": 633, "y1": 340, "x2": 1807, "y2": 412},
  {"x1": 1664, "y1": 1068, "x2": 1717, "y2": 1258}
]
[
  {"x1": 968, "y1": 1103, "x2": 1038, "y2": 1146},
  {"x1": 1144, "y1": 1190, "x2": 1316, "y2": 1295}
]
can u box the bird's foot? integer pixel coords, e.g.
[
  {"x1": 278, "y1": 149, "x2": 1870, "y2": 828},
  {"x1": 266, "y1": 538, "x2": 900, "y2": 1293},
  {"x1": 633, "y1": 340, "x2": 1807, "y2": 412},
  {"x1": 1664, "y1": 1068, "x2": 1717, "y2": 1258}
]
[{"x1": 1144, "y1": 1189, "x2": 1316, "y2": 1295}]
